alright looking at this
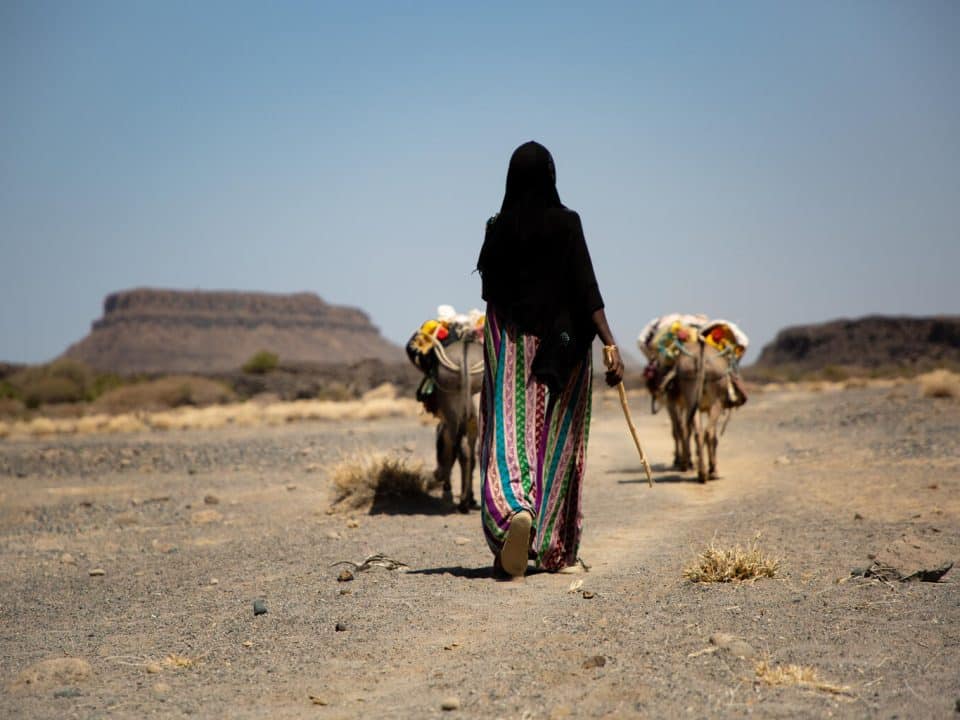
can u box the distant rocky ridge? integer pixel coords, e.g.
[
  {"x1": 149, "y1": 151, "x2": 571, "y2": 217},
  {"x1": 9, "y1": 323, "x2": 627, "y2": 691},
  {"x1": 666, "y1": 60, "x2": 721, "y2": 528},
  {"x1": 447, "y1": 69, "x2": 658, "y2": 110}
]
[
  {"x1": 751, "y1": 315, "x2": 960, "y2": 375},
  {"x1": 63, "y1": 288, "x2": 404, "y2": 374}
]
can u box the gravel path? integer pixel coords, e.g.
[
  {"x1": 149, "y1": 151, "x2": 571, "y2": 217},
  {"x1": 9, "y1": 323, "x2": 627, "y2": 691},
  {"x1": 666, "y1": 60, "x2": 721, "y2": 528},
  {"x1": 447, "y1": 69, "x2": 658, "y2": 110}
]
[{"x1": 1, "y1": 386, "x2": 958, "y2": 718}]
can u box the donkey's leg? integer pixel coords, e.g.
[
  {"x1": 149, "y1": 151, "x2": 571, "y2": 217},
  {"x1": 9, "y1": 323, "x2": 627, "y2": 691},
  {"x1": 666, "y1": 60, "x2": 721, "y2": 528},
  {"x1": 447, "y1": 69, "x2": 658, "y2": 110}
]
[
  {"x1": 435, "y1": 420, "x2": 455, "y2": 503},
  {"x1": 705, "y1": 402, "x2": 723, "y2": 479},
  {"x1": 457, "y1": 410, "x2": 479, "y2": 512}
]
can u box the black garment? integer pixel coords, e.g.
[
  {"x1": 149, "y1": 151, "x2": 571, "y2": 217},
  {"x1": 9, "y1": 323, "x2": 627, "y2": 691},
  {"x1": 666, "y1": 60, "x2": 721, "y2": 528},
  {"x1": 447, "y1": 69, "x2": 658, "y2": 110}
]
[{"x1": 477, "y1": 141, "x2": 604, "y2": 392}]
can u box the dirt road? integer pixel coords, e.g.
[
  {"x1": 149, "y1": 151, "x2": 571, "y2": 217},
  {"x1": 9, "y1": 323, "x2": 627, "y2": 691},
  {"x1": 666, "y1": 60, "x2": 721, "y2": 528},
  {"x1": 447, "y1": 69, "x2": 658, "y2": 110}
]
[{"x1": 2, "y1": 384, "x2": 958, "y2": 718}]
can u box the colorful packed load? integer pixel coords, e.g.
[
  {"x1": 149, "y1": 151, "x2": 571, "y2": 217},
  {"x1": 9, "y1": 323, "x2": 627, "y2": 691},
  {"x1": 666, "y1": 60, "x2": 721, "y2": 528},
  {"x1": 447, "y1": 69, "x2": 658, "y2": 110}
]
[
  {"x1": 406, "y1": 305, "x2": 486, "y2": 373},
  {"x1": 638, "y1": 313, "x2": 748, "y2": 366}
]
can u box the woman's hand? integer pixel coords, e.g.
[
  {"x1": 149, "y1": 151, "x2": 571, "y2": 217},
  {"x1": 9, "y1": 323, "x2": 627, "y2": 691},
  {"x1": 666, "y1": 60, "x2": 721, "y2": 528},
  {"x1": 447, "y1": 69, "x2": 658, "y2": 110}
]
[
  {"x1": 592, "y1": 308, "x2": 624, "y2": 386},
  {"x1": 602, "y1": 345, "x2": 625, "y2": 387}
]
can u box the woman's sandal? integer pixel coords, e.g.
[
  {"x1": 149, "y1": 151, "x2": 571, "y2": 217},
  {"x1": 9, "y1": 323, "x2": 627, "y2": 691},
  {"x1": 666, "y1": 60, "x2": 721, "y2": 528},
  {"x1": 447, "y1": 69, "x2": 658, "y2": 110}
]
[{"x1": 500, "y1": 510, "x2": 533, "y2": 578}]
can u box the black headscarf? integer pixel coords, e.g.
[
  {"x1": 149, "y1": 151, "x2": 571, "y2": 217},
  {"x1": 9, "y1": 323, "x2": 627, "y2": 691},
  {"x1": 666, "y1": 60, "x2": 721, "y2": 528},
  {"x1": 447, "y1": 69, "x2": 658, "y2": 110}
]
[{"x1": 477, "y1": 141, "x2": 604, "y2": 392}]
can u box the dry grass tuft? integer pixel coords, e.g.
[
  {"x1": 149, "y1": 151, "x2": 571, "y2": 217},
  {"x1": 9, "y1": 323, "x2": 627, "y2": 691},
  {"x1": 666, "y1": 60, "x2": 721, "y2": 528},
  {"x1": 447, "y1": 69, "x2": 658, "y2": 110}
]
[
  {"x1": 329, "y1": 452, "x2": 430, "y2": 511},
  {"x1": 684, "y1": 536, "x2": 780, "y2": 583},
  {"x1": 754, "y1": 660, "x2": 851, "y2": 695},
  {"x1": 162, "y1": 653, "x2": 197, "y2": 669},
  {"x1": 918, "y1": 369, "x2": 960, "y2": 400}
]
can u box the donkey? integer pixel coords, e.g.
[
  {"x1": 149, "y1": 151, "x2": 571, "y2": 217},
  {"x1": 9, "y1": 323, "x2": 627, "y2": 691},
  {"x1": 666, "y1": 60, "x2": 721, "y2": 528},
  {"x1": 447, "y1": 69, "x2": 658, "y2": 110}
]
[
  {"x1": 408, "y1": 326, "x2": 484, "y2": 513},
  {"x1": 667, "y1": 338, "x2": 746, "y2": 482}
]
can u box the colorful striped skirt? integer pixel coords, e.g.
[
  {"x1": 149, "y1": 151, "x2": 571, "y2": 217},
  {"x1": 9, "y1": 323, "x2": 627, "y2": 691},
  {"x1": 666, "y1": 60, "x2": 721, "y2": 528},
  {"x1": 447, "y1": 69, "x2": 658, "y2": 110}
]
[{"x1": 479, "y1": 307, "x2": 593, "y2": 572}]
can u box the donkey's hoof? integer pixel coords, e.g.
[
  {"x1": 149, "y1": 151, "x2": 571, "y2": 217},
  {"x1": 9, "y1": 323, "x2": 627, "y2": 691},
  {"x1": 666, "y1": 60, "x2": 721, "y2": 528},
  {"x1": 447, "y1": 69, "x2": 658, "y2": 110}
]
[
  {"x1": 442, "y1": 489, "x2": 454, "y2": 503},
  {"x1": 457, "y1": 497, "x2": 479, "y2": 514}
]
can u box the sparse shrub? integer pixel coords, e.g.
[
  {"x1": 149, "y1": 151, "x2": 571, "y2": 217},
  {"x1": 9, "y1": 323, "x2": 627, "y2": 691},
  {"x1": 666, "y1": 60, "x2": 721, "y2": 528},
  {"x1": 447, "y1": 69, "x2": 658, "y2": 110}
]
[
  {"x1": 0, "y1": 397, "x2": 24, "y2": 418},
  {"x1": 819, "y1": 365, "x2": 849, "y2": 382},
  {"x1": 93, "y1": 376, "x2": 235, "y2": 414},
  {"x1": 684, "y1": 535, "x2": 780, "y2": 583},
  {"x1": 918, "y1": 369, "x2": 960, "y2": 399},
  {"x1": 243, "y1": 350, "x2": 279, "y2": 375},
  {"x1": 22, "y1": 376, "x2": 86, "y2": 408},
  {"x1": 89, "y1": 372, "x2": 125, "y2": 400}
]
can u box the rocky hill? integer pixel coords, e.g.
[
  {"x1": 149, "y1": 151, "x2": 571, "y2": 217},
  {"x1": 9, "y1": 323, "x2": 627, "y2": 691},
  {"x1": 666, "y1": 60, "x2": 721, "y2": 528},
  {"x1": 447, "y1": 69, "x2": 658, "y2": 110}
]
[
  {"x1": 750, "y1": 315, "x2": 960, "y2": 376},
  {"x1": 63, "y1": 288, "x2": 404, "y2": 374}
]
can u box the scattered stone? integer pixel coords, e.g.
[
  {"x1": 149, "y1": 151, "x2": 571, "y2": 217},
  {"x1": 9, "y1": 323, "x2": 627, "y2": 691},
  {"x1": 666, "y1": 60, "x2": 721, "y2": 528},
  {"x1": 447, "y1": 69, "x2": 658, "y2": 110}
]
[
  {"x1": 12, "y1": 658, "x2": 92, "y2": 690},
  {"x1": 325, "y1": 531, "x2": 342, "y2": 540},
  {"x1": 242, "y1": 641, "x2": 253, "y2": 648},
  {"x1": 61, "y1": 553, "x2": 76, "y2": 565},
  {"x1": 145, "y1": 662, "x2": 163, "y2": 674},
  {"x1": 338, "y1": 587, "x2": 352, "y2": 595},
  {"x1": 454, "y1": 537, "x2": 470, "y2": 546},
  {"x1": 335, "y1": 622, "x2": 347, "y2": 632},
  {"x1": 309, "y1": 694, "x2": 329, "y2": 706},
  {"x1": 581, "y1": 591, "x2": 595, "y2": 600},
  {"x1": 337, "y1": 570, "x2": 354, "y2": 582},
  {"x1": 253, "y1": 599, "x2": 268, "y2": 616},
  {"x1": 346, "y1": 519, "x2": 360, "y2": 529},
  {"x1": 203, "y1": 495, "x2": 220, "y2": 505},
  {"x1": 88, "y1": 568, "x2": 105, "y2": 577},
  {"x1": 582, "y1": 655, "x2": 606, "y2": 669},
  {"x1": 853, "y1": 512, "x2": 864, "y2": 520},
  {"x1": 209, "y1": 578, "x2": 219, "y2": 585},
  {"x1": 305, "y1": 463, "x2": 320, "y2": 473},
  {"x1": 441, "y1": 696, "x2": 461, "y2": 711},
  {"x1": 774, "y1": 455, "x2": 791, "y2": 466},
  {"x1": 53, "y1": 687, "x2": 82, "y2": 698},
  {"x1": 286, "y1": 484, "x2": 297, "y2": 491}
]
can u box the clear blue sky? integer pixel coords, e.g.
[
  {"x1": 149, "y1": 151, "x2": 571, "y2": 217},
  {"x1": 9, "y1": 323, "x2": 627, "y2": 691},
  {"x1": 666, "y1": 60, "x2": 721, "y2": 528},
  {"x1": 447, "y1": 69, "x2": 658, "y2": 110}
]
[{"x1": 2, "y1": 1, "x2": 958, "y2": 365}]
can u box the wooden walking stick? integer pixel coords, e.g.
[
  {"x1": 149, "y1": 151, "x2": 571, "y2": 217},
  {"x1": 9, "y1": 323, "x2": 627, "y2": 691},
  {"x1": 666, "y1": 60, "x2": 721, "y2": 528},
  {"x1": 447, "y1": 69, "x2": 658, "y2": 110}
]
[{"x1": 604, "y1": 346, "x2": 653, "y2": 487}]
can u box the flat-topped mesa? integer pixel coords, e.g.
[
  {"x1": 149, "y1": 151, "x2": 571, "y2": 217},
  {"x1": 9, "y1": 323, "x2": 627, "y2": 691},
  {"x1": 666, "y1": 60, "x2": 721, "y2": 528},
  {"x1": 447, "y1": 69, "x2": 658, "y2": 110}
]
[
  {"x1": 95, "y1": 288, "x2": 374, "y2": 333},
  {"x1": 64, "y1": 288, "x2": 403, "y2": 374}
]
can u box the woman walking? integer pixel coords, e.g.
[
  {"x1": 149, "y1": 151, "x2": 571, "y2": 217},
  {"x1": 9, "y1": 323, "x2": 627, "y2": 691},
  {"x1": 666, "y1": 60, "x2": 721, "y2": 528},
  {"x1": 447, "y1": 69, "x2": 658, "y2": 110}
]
[{"x1": 477, "y1": 141, "x2": 624, "y2": 578}]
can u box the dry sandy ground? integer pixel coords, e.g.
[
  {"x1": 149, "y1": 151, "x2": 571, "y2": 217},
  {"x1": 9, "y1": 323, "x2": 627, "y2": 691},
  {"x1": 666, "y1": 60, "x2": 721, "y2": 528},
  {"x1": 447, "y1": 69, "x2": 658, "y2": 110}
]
[{"x1": 1, "y1": 384, "x2": 958, "y2": 719}]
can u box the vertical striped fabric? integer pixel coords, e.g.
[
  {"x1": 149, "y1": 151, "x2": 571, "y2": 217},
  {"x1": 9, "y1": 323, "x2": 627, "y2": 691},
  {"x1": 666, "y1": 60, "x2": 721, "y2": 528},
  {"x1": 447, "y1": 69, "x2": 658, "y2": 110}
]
[{"x1": 479, "y1": 307, "x2": 593, "y2": 572}]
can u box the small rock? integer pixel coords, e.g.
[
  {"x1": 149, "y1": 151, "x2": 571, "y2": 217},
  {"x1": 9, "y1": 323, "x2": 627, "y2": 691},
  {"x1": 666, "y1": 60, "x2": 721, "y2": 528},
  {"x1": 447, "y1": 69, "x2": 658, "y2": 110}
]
[
  {"x1": 335, "y1": 621, "x2": 347, "y2": 632},
  {"x1": 53, "y1": 687, "x2": 82, "y2": 698},
  {"x1": 338, "y1": 587, "x2": 352, "y2": 595},
  {"x1": 286, "y1": 484, "x2": 297, "y2": 491},
  {"x1": 305, "y1": 463, "x2": 320, "y2": 473},
  {"x1": 453, "y1": 537, "x2": 470, "y2": 546},
  {"x1": 253, "y1": 599, "x2": 268, "y2": 616},
  {"x1": 402, "y1": 442, "x2": 416, "y2": 453},
  {"x1": 203, "y1": 495, "x2": 220, "y2": 505},
  {"x1": 853, "y1": 512, "x2": 864, "y2": 520},
  {"x1": 325, "y1": 531, "x2": 342, "y2": 540},
  {"x1": 309, "y1": 694, "x2": 329, "y2": 706},
  {"x1": 61, "y1": 553, "x2": 76, "y2": 565},
  {"x1": 242, "y1": 640, "x2": 253, "y2": 648},
  {"x1": 346, "y1": 519, "x2": 360, "y2": 529},
  {"x1": 209, "y1": 578, "x2": 219, "y2": 585},
  {"x1": 152, "y1": 681, "x2": 171, "y2": 696},
  {"x1": 145, "y1": 662, "x2": 162, "y2": 674},
  {"x1": 441, "y1": 696, "x2": 460, "y2": 711},
  {"x1": 88, "y1": 568, "x2": 105, "y2": 577},
  {"x1": 581, "y1": 591, "x2": 595, "y2": 599},
  {"x1": 774, "y1": 455, "x2": 791, "y2": 466},
  {"x1": 582, "y1": 655, "x2": 606, "y2": 669},
  {"x1": 337, "y1": 570, "x2": 354, "y2": 582}
]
